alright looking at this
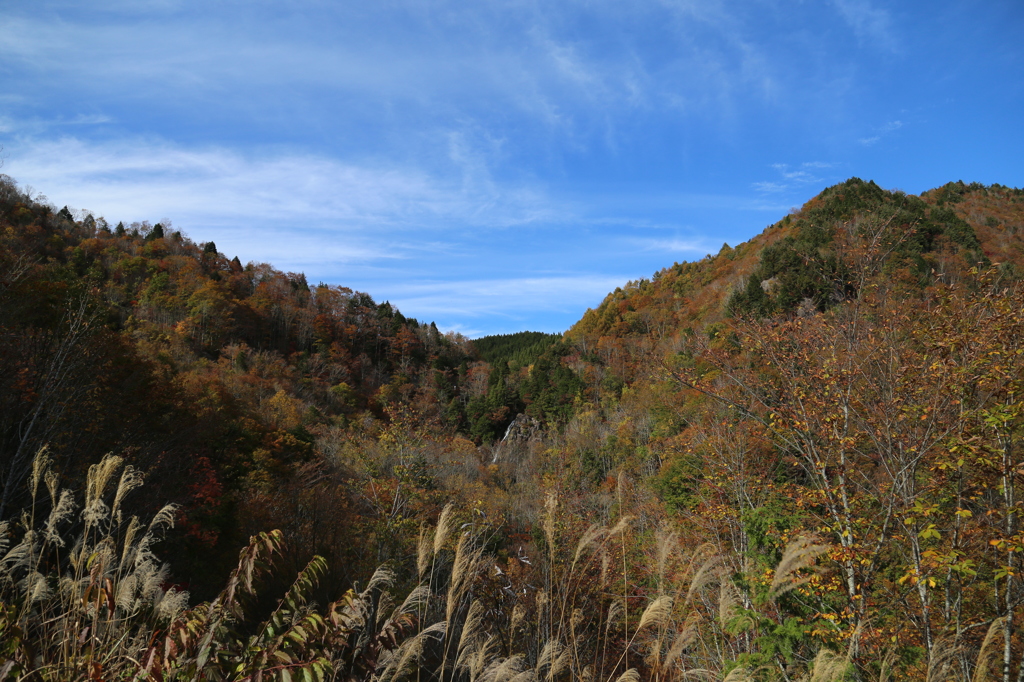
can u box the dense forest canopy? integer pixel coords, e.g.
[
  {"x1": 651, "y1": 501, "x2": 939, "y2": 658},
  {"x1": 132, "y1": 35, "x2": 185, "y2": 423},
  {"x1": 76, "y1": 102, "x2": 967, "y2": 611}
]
[{"x1": 3, "y1": 173, "x2": 1024, "y2": 681}]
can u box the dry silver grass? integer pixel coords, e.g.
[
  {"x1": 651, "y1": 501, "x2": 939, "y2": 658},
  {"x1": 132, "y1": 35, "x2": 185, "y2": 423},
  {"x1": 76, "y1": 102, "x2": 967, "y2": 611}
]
[
  {"x1": 607, "y1": 515, "x2": 633, "y2": 538},
  {"x1": 511, "y1": 603, "x2": 526, "y2": 631},
  {"x1": 377, "y1": 626, "x2": 429, "y2": 682},
  {"x1": 31, "y1": 445, "x2": 52, "y2": 501},
  {"x1": 478, "y1": 654, "x2": 526, "y2": 682},
  {"x1": 115, "y1": 573, "x2": 139, "y2": 611},
  {"x1": 119, "y1": 516, "x2": 142, "y2": 568},
  {"x1": 570, "y1": 607, "x2": 585, "y2": 632},
  {"x1": 971, "y1": 618, "x2": 1004, "y2": 682},
  {"x1": 82, "y1": 497, "x2": 110, "y2": 528},
  {"x1": 3, "y1": 530, "x2": 36, "y2": 578},
  {"x1": 877, "y1": 648, "x2": 898, "y2": 682},
  {"x1": 84, "y1": 454, "x2": 123, "y2": 525},
  {"x1": 22, "y1": 570, "x2": 49, "y2": 603},
  {"x1": 375, "y1": 591, "x2": 397, "y2": 629},
  {"x1": 434, "y1": 503, "x2": 456, "y2": 555},
  {"x1": 572, "y1": 524, "x2": 606, "y2": 567},
  {"x1": 536, "y1": 640, "x2": 561, "y2": 669},
  {"x1": 84, "y1": 536, "x2": 117, "y2": 579},
  {"x1": 392, "y1": 585, "x2": 431, "y2": 621},
  {"x1": 656, "y1": 526, "x2": 679, "y2": 586},
  {"x1": 126, "y1": 559, "x2": 174, "y2": 616},
  {"x1": 57, "y1": 574, "x2": 78, "y2": 602},
  {"x1": 770, "y1": 534, "x2": 829, "y2": 601},
  {"x1": 155, "y1": 586, "x2": 189, "y2": 622},
  {"x1": 806, "y1": 649, "x2": 850, "y2": 682},
  {"x1": 718, "y1": 580, "x2": 743, "y2": 629},
  {"x1": 663, "y1": 618, "x2": 698, "y2": 670},
  {"x1": 366, "y1": 564, "x2": 397, "y2": 594},
  {"x1": 446, "y1": 532, "x2": 483, "y2": 625},
  {"x1": 543, "y1": 493, "x2": 558, "y2": 560},
  {"x1": 637, "y1": 594, "x2": 673, "y2": 632},
  {"x1": 537, "y1": 639, "x2": 569, "y2": 681},
  {"x1": 0, "y1": 520, "x2": 9, "y2": 558},
  {"x1": 119, "y1": 503, "x2": 175, "y2": 573},
  {"x1": 111, "y1": 464, "x2": 143, "y2": 523},
  {"x1": 394, "y1": 621, "x2": 450, "y2": 681},
  {"x1": 681, "y1": 544, "x2": 720, "y2": 597},
  {"x1": 147, "y1": 503, "x2": 178, "y2": 534},
  {"x1": 0, "y1": 450, "x2": 193, "y2": 679},
  {"x1": 457, "y1": 600, "x2": 486, "y2": 662},
  {"x1": 613, "y1": 669, "x2": 641, "y2": 682},
  {"x1": 722, "y1": 666, "x2": 756, "y2": 682},
  {"x1": 508, "y1": 670, "x2": 540, "y2": 682},
  {"x1": 605, "y1": 600, "x2": 623, "y2": 632},
  {"x1": 477, "y1": 651, "x2": 524, "y2": 679},
  {"x1": 458, "y1": 633, "x2": 498, "y2": 681},
  {"x1": 43, "y1": 488, "x2": 76, "y2": 546},
  {"x1": 646, "y1": 613, "x2": 697, "y2": 676},
  {"x1": 923, "y1": 633, "x2": 959, "y2": 682},
  {"x1": 417, "y1": 522, "x2": 432, "y2": 578},
  {"x1": 44, "y1": 468, "x2": 60, "y2": 508}
]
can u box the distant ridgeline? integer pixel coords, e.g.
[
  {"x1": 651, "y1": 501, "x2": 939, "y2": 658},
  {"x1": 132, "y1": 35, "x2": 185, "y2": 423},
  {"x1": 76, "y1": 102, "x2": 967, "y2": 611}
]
[
  {"x1": 727, "y1": 178, "x2": 987, "y2": 318},
  {"x1": 568, "y1": 177, "x2": 1024, "y2": 384},
  {"x1": 460, "y1": 331, "x2": 581, "y2": 442},
  {"x1": 471, "y1": 330, "x2": 562, "y2": 369}
]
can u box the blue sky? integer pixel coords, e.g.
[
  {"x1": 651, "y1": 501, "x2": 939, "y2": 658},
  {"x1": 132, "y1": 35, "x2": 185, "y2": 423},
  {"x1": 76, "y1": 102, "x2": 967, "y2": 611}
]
[{"x1": 2, "y1": 1, "x2": 1021, "y2": 337}]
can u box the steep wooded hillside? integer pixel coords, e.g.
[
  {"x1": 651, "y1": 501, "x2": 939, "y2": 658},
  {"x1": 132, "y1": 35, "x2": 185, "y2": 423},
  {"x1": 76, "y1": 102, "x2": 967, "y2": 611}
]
[
  {"x1": 568, "y1": 178, "x2": 1024, "y2": 386},
  {"x1": 0, "y1": 173, "x2": 493, "y2": 594},
  {"x1": 552, "y1": 178, "x2": 1024, "y2": 534}
]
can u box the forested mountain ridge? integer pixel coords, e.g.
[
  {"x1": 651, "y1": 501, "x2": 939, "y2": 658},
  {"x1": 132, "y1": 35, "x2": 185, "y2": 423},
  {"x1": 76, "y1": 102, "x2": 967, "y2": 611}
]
[
  {"x1": 0, "y1": 173, "x2": 492, "y2": 591},
  {"x1": 4, "y1": 174, "x2": 1024, "y2": 681},
  {"x1": 568, "y1": 178, "x2": 1024, "y2": 387}
]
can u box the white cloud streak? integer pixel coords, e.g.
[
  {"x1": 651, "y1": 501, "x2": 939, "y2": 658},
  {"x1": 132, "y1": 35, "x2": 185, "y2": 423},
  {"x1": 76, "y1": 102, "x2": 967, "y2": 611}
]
[
  {"x1": 633, "y1": 237, "x2": 710, "y2": 254},
  {"x1": 831, "y1": 0, "x2": 898, "y2": 51},
  {"x1": 386, "y1": 274, "x2": 632, "y2": 322},
  {"x1": 0, "y1": 0, "x2": 813, "y2": 151},
  {"x1": 4, "y1": 135, "x2": 560, "y2": 231},
  {"x1": 753, "y1": 162, "x2": 839, "y2": 194},
  {"x1": 858, "y1": 119, "x2": 903, "y2": 146}
]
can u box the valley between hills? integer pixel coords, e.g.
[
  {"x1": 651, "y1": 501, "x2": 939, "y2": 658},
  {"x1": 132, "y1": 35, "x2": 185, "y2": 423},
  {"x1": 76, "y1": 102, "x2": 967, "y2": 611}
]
[{"x1": 3, "y1": 174, "x2": 1024, "y2": 680}]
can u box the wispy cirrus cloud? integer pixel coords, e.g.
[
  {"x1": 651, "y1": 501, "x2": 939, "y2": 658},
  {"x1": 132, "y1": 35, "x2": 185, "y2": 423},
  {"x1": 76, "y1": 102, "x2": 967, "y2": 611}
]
[
  {"x1": 0, "y1": 1, "x2": 817, "y2": 153},
  {"x1": 632, "y1": 237, "x2": 711, "y2": 254},
  {"x1": 753, "y1": 162, "x2": 839, "y2": 194},
  {"x1": 1, "y1": 133, "x2": 573, "y2": 282},
  {"x1": 384, "y1": 274, "x2": 633, "y2": 335},
  {"x1": 750, "y1": 181, "x2": 784, "y2": 194},
  {"x1": 4, "y1": 135, "x2": 561, "y2": 230},
  {"x1": 859, "y1": 119, "x2": 903, "y2": 146},
  {"x1": 831, "y1": 0, "x2": 898, "y2": 52}
]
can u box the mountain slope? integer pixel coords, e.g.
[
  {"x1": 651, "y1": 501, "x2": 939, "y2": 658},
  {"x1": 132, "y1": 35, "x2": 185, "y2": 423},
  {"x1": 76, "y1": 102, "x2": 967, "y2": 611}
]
[
  {"x1": 0, "y1": 173, "x2": 483, "y2": 593},
  {"x1": 4, "y1": 174, "x2": 1024, "y2": 680},
  {"x1": 567, "y1": 178, "x2": 1024, "y2": 387}
]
